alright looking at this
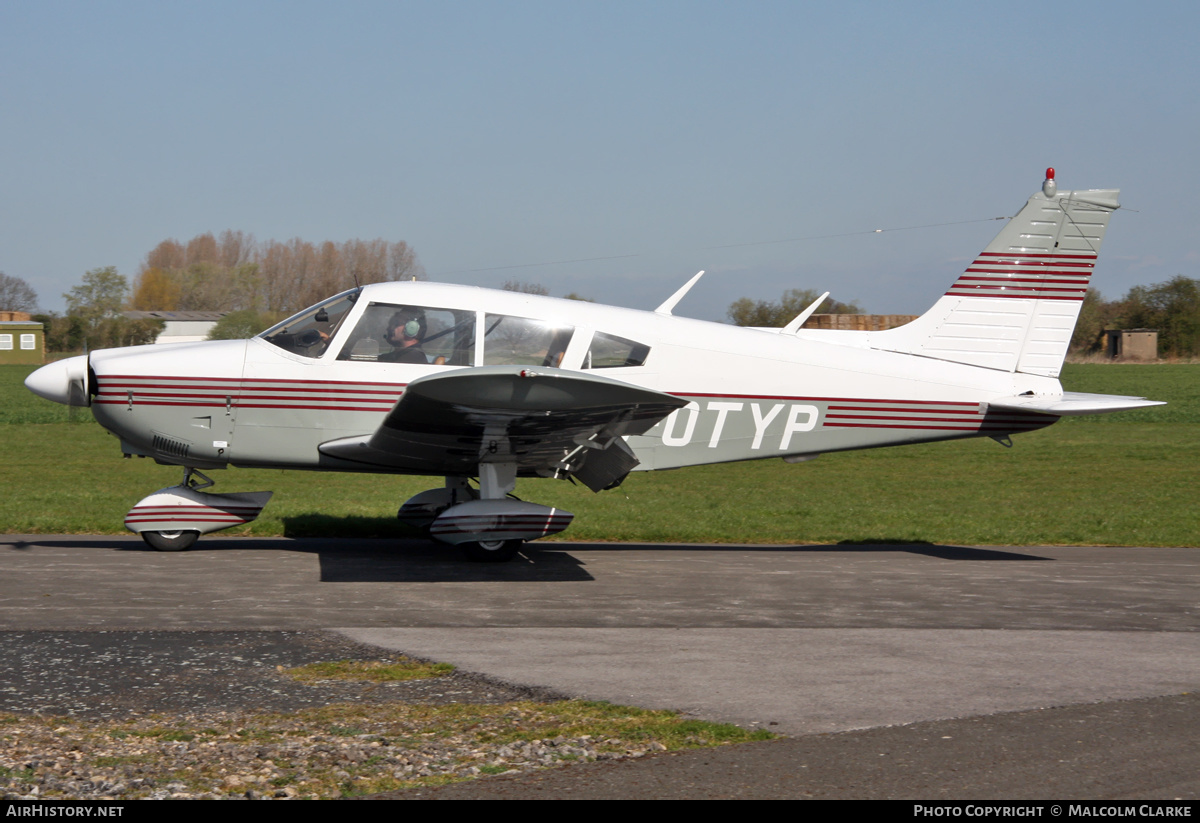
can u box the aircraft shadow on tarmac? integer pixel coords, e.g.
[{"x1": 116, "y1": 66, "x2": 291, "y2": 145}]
[{"x1": 9, "y1": 535, "x2": 1052, "y2": 584}]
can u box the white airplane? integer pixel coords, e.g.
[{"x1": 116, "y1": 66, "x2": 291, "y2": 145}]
[{"x1": 27, "y1": 169, "x2": 1163, "y2": 561}]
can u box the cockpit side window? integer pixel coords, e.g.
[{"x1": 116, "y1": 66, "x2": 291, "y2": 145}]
[
  {"x1": 482, "y1": 315, "x2": 573, "y2": 367},
  {"x1": 259, "y1": 292, "x2": 357, "y2": 358},
  {"x1": 583, "y1": 332, "x2": 650, "y2": 368},
  {"x1": 336, "y1": 302, "x2": 476, "y2": 366}
]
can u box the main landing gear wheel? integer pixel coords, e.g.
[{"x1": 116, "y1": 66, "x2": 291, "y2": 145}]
[
  {"x1": 141, "y1": 530, "x2": 200, "y2": 552},
  {"x1": 459, "y1": 539, "x2": 523, "y2": 563}
]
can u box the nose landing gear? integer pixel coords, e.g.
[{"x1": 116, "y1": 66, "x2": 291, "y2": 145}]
[
  {"x1": 141, "y1": 529, "x2": 200, "y2": 552},
  {"x1": 126, "y1": 467, "x2": 273, "y2": 552}
]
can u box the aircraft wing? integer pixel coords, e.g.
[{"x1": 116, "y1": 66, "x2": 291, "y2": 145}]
[
  {"x1": 988, "y1": 392, "x2": 1165, "y2": 416},
  {"x1": 319, "y1": 365, "x2": 688, "y2": 490}
]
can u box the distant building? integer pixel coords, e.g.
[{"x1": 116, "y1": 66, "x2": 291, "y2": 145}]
[
  {"x1": 0, "y1": 312, "x2": 44, "y2": 365},
  {"x1": 801, "y1": 314, "x2": 918, "y2": 331},
  {"x1": 123, "y1": 311, "x2": 227, "y2": 344},
  {"x1": 1105, "y1": 329, "x2": 1158, "y2": 361}
]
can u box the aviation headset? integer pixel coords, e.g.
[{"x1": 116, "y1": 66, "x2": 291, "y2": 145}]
[{"x1": 386, "y1": 309, "x2": 426, "y2": 343}]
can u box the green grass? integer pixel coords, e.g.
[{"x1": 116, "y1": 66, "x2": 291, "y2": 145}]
[
  {"x1": 1059, "y1": 363, "x2": 1200, "y2": 423},
  {"x1": 534, "y1": 423, "x2": 1199, "y2": 546},
  {"x1": 2, "y1": 363, "x2": 1195, "y2": 546},
  {"x1": 0, "y1": 364, "x2": 93, "y2": 424},
  {"x1": 468, "y1": 700, "x2": 773, "y2": 748}
]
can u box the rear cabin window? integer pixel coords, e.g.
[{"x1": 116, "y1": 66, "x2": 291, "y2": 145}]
[
  {"x1": 482, "y1": 315, "x2": 573, "y2": 367},
  {"x1": 337, "y1": 303, "x2": 476, "y2": 366},
  {"x1": 584, "y1": 332, "x2": 650, "y2": 368}
]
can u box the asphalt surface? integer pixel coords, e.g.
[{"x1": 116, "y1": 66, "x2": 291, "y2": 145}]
[
  {"x1": 2, "y1": 535, "x2": 1198, "y2": 799},
  {"x1": 389, "y1": 693, "x2": 1200, "y2": 800}
]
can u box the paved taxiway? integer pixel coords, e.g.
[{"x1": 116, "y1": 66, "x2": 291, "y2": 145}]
[{"x1": 2, "y1": 535, "x2": 1198, "y2": 797}]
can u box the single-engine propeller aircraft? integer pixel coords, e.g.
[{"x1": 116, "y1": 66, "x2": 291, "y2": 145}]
[{"x1": 27, "y1": 169, "x2": 1163, "y2": 561}]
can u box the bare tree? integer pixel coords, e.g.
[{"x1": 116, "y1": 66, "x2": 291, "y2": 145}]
[
  {"x1": 257, "y1": 239, "x2": 292, "y2": 314},
  {"x1": 134, "y1": 232, "x2": 425, "y2": 314},
  {"x1": 0, "y1": 272, "x2": 39, "y2": 312},
  {"x1": 218, "y1": 230, "x2": 255, "y2": 269},
  {"x1": 386, "y1": 241, "x2": 424, "y2": 282},
  {"x1": 144, "y1": 239, "x2": 186, "y2": 272},
  {"x1": 185, "y1": 233, "x2": 219, "y2": 267}
]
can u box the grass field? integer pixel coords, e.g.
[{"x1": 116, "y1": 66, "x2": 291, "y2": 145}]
[{"x1": 3, "y1": 363, "x2": 1197, "y2": 546}]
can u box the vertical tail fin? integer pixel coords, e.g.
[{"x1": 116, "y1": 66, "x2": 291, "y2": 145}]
[{"x1": 874, "y1": 169, "x2": 1119, "y2": 377}]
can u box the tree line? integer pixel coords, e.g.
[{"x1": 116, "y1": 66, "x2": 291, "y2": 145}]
[
  {"x1": 132, "y1": 231, "x2": 424, "y2": 314},
  {"x1": 733, "y1": 279, "x2": 1200, "y2": 358},
  {"x1": 0, "y1": 267, "x2": 163, "y2": 351},
  {"x1": 5, "y1": 231, "x2": 424, "y2": 352},
  {"x1": 1071, "y1": 276, "x2": 1200, "y2": 357},
  {"x1": 5, "y1": 257, "x2": 1198, "y2": 357},
  {"x1": 36, "y1": 266, "x2": 162, "y2": 351},
  {"x1": 727, "y1": 288, "x2": 863, "y2": 326}
]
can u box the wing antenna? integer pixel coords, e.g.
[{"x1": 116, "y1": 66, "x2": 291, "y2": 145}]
[
  {"x1": 781, "y1": 291, "x2": 829, "y2": 334},
  {"x1": 654, "y1": 270, "x2": 705, "y2": 316}
]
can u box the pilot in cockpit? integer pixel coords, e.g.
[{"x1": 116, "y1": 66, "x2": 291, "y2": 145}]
[{"x1": 378, "y1": 308, "x2": 429, "y2": 364}]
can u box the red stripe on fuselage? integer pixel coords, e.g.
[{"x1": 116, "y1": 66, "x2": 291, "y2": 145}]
[
  {"x1": 100, "y1": 374, "x2": 406, "y2": 389},
  {"x1": 976, "y1": 252, "x2": 1096, "y2": 259}
]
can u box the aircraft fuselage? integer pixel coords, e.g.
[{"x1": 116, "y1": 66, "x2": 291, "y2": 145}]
[{"x1": 82, "y1": 281, "x2": 1061, "y2": 476}]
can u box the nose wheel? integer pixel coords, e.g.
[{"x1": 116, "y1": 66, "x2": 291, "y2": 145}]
[
  {"x1": 125, "y1": 467, "x2": 273, "y2": 551},
  {"x1": 459, "y1": 539, "x2": 524, "y2": 563},
  {"x1": 141, "y1": 530, "x2": 200, "y2": 552}
]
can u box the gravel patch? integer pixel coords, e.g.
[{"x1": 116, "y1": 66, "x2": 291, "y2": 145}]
[
  {"x1": 0, "y1": 706, "x2": 669, "y2": 800},
  {"x1": 1, "y1": 630, "x2": 668, "y2": 799},
  {"x1": 0, "y1": 631, "x2": 560, "y2": 718}
]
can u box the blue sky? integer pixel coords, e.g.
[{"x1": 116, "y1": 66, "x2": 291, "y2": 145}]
[{"x1": 3, "y1": 1, "x2": 1197, "y2": 320}]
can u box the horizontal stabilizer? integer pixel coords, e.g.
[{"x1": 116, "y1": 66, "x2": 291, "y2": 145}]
[{"x1": 988, "y1": 392, "x2": 1165, "y2": 417}]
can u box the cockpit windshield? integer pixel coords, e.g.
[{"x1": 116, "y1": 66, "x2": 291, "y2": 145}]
[{"x1": 258, "y1": 290, "x2": 358, "y2": 358}]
